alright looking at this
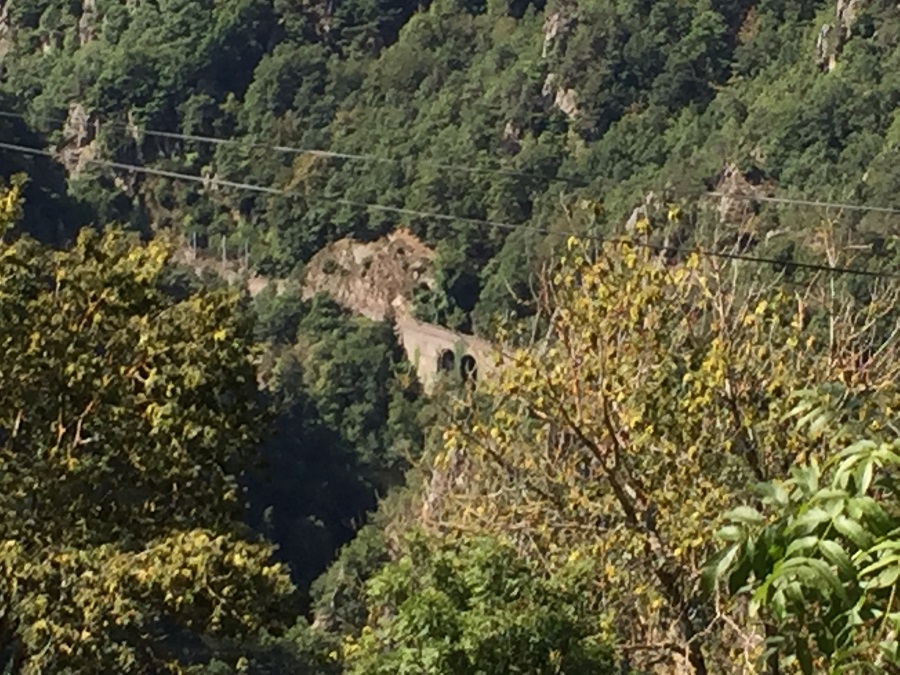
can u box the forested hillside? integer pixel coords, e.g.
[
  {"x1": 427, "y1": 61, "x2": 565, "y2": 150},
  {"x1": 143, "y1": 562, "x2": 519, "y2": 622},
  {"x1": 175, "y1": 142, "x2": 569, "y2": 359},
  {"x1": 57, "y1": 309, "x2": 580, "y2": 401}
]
[
  {"x1": 1, "y1": 0, "x2": 899, "y2": 672},
  {"x1": 2, "y1": 0, "x2": 899, "y2": 330}
]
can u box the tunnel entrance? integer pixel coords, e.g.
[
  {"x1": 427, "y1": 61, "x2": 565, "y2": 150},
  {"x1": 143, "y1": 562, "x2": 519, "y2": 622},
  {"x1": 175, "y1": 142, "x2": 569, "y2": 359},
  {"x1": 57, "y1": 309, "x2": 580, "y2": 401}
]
[
  {"x1": 460, "y1": 354, "x2": 477, "y2": 382},
  {"x1": 437, "y1": 349, "x2": 456, "y2": 373}
]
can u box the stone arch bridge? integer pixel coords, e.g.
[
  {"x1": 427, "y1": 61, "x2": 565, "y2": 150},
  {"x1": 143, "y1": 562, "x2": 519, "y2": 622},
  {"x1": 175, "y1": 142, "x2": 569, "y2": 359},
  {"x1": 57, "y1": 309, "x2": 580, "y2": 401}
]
[
  {"x1": 184, "y1": 253, "x2": 496, "y2": 392},
  {"x1": 393, "y1": 315, "x2": 495, "y2": 392}
]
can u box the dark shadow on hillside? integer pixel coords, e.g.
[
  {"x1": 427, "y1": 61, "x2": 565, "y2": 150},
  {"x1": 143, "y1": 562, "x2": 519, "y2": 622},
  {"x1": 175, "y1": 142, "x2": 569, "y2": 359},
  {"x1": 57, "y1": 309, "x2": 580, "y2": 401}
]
[
  {"x1": 0, "y1": 98, "x2": 94, "y2": 245},
  {"x1": 243, "y1": 392, "x2": 380, "y2": 614}
]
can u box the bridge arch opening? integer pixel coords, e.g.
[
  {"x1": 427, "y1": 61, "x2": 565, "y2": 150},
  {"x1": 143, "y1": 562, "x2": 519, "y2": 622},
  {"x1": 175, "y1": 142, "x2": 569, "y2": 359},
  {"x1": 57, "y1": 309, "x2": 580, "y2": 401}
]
[
  {"x1": 460, "y1": 354, "x2": 478, "y2": 382},
  {"x1": 437, "y1": 349, "x2": 456, "y2": 373}
]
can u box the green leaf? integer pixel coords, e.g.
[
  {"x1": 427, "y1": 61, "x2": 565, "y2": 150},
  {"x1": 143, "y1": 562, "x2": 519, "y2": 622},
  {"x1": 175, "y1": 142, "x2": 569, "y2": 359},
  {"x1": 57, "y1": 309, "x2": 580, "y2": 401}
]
[
  {"x1": 703, "y1": 544, "x2": 740, "y2": 588},
  {"x1": 818, "y1": 540, "x2": 855, "y2": 580},
  {"x1": 785, "y1": 536, "x2": 818, "y2": 557},
  {"x1": 878, "y1": 640, "x2": 899, "y2": 664},
  {"x1": 716, "y1": 525, "x2": 744, "y2": 542},
  {"x1": 758, "y1": 480, "x2": 790, "y2": 508},
  {"x1": 796, "y1": 635, "x2": 814, "y2": 675},
  {"x1": 863, "y1": 540, "x2": 900, "y2": 557},
  {"x1": 811, "y1": 488, "x2": 849, "y2": 503},
  {"x1": 796, "y1": 407, "x2": 823, "y2": 430},
  {"x1": 857, "y1": 554, "x2": 900, "y2": 579},
  {"x1": 855, "y1": 459, "x2": 874, "y2": 494},
  {"x1": 771, "y1": 587, "x2": 787, "y2": 620},
  {"x1": 832, "y1": 515, "x2": 874, "y2": 550},
  {"x1": 789, "y1": 507, "x2": 831, "y2": 535},
  {"x1": 834, "y1": 440, "x2": 878, "y2": 463},
  {"x1": 728, "y1": 555, "x2": 754, "y2": 596},
  {"x1": 807, "y1": 410, "x2": 834, "y2": 437},
  {"x1": 790, "y1": 464, "x2": 820, "y2": 499},
  {"x1": 847, "y1": 497, "x2": 893, "y2": 536},
  {"x1": 726, "y1": 506, "x2": 766, "y2": 527},
  {"x1": 773, "y1": 557, "x2": 847, "y2": 604},
  {"x1": 833, "y1": 440, "x2": 878, "y2": 478},
  {"x1": 783, "y1": 398, "x2": 815, "y2": 421},
  {"x1": 868, "y1": 564, "x2": 900, "y2": 590}
]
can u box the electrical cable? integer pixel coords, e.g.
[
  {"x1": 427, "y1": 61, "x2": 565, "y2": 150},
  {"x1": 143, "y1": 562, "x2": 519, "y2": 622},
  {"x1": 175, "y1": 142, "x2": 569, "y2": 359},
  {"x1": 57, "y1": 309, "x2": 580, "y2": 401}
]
[
  {"x1": 0, "y1": 109, "x2": 589, "y2": 187},
  {"x1": 1, "y1": 139, "x2": 898, "y2": 280},
  {"x1": 5, "y1": 108, "x2": 900, "y2": 216}
]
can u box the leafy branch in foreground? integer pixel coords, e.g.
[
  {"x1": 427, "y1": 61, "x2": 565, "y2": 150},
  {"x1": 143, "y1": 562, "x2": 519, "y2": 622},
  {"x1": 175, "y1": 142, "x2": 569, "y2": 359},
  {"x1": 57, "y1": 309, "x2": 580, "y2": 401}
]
[
  {"x1": 0, "y1": 190, "x2": 296, "y2": 672},
  {"x1": 423, "y1": 235, "x2": 899, "y2": 673},
  {"x1": 709, "y1": 424, "x2": 900, "y2": 674}
]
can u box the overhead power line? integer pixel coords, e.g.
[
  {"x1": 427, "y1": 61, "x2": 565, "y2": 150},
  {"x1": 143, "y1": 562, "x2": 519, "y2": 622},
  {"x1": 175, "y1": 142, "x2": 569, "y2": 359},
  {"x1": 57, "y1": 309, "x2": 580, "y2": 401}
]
[
  {"x1": 4, "y1": 109, "x2": 900, "y2": 217},
  {"x1": 704, "y1": 191, "x2": 900, "y2": 216},
  {"x1": 0, "y1": 109, "x2": 589, "y2": 188},
  {"x1": 1, "y1": 139, "x2": 898, "y2": 280}
]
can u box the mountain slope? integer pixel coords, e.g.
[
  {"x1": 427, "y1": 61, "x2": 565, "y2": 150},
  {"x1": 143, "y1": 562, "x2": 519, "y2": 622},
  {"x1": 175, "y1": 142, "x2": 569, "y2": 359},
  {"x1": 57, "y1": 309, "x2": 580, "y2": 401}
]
[{"x1": 1, "y1": 0, "x2": 898, "y2": 333}]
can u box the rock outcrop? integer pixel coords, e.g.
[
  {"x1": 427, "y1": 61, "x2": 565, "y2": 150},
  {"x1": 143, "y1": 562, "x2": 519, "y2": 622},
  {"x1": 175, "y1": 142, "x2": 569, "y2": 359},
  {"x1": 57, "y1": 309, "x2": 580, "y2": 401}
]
[
  {"x1": 836, "y1": 0, "x2": 865, "y2": 38},
  {"x1": 59, "y1": 104, "x2": 100, "y2": 176},
  {"x1": 500, "y1": 120, "x2": 522, "y2": 155},
  {"x1": 624, "y1": 192, "x2": 661, "y2": 234},
  {"x1": 0, "y1": 2, "x2": 11, "y2": 60},
  {"x1": 542, "y1": 73, "x2": 580, "y2": 120},
  {"x1": 541, "y1": 5, "x2": 577, "y2": 59},
  {"x1": 816, "y1": 0, "x2": 866, "y2": 72},
  {"x1": 710, "y1": 162, "x2": 774, "y2": 226},
  {"x1": 302, "y1": 229, "x2": 435, "y2": 321},
  {"x1": 79, "y1": 0, "x2": 99, "y2": 46},
  {"x1": 541, "y1": 3, "x2": 580, "y2": 120}
]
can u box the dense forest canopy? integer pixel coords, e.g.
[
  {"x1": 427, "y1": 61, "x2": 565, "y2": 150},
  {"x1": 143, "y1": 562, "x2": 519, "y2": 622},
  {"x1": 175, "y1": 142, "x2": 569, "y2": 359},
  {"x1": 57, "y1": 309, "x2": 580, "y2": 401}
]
[
  {"x1": 0, "y1": 202, "x2": 295, "y2": 671},
  {"x1": 1, "y1": 0, "x2": 899, "y2": 329},
  {"x1": 0, "y1": 0, "x2": 899, "y2": 672}
]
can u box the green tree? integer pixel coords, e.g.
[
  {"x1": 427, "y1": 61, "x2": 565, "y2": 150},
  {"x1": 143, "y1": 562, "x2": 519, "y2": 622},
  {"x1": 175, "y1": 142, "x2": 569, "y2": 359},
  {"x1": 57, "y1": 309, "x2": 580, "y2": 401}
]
[
  {"x1": 248, "y1": 297, "x2": 424, "y2": 591},
  {"x1": 0, "y1": 212, "x2": 294, "y2": 671},
  {"x1": 429, "y1": 236, "x2": 900, "y2": 673},
  {"x1": 342, "y1": 532, "x2": 616, "y2": 674},
  {"x1": 309, "y1": 523, "x2": 392, "y2": 637}
]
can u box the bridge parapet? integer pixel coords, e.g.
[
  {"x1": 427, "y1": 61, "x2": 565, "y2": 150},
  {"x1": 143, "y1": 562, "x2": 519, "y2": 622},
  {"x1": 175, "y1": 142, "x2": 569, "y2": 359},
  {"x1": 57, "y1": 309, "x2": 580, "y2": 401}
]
[{"x1": 394, "y1": 316, "x2": 495, "y2": 392}]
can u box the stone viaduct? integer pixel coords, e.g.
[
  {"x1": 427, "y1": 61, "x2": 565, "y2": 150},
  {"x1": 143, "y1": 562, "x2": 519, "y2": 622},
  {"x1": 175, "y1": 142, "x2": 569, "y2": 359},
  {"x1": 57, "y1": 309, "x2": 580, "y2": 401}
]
[
  {"x1": 184, "y1": 252, "x2": 496, "y2": 392},
  {"x1": 393, "y1": 315, "x2": 495, "y2": 392}
]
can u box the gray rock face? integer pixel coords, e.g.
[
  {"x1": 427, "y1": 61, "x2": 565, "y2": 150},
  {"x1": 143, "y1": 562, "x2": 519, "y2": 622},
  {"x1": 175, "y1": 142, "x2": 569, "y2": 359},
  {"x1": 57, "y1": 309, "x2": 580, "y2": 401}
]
[
  {"x1": 542, "y1": 7, "x2": 576, "y2": 59},
  {"x1": 0, "y1": 3, "x2": 11, "y2": 60},
  {"x1": 815, "y1": 23, "x2": 836, "y2": 71},
  {"x1": 500, "y1": 120, "x2": 522, "y2": 155},
  {"x1": 59, "y1": 104, "x2": 100, "y2": 176},
  {"x1": 542, "y1": 73, "x2": 580, "y2": 120},
  {"x1": 816, "y1": 0, "x2": 866, "y2": 71},
  {"x1": 79, "y1": 0, "x2": 99, "y2": 46},
  {"x1": 836, "y1": 0, "x2": 865, "y2": 38}
]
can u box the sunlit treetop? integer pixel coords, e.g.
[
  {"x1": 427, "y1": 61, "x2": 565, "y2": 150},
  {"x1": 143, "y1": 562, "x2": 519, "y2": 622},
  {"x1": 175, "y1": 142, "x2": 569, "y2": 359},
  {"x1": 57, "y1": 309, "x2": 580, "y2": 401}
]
[
  {"x1": 0, "y1": 182, "x2": 295, "y2": 672},
  {"x1": 427, "y1": 235, "x2": 900, "y2": 672}
]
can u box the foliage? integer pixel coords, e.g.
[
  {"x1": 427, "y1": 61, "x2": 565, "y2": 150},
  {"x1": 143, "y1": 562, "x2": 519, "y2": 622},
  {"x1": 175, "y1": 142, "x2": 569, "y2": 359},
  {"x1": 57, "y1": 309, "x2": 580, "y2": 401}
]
[
  {"x1": 0, "y1": 175, "x2": 25, "y2": 236},
  {"x1": 248, "y1": 295, "x2": 425, "y2": 590},
  {"x1": 253, "y1": 282, "x2": 305, "y2": 345},
  {"x1": 0, "y1": 532, "x2": 293, "y2": 673},
  {"x1": 709, "y1": 399, "x2": 900, "y2": 673},
  {"x1": 0, "y1": 208, "x2": 294, "y2": 671},
  {"x1": 341, "y1": 531, "x2": 617, "y2": 674},
  {"x1": 295, "y1": 298, "x2": 424, "y2": 474},
  {"x1": 0, "y1": 102, "x2": 90, "y2": 244},
  {"x1": 4, "y1": 0, "x2": 900, "y2": 670},
  {"x1": 309, "y1": 523, "x2": 392, "y2": 637},
  {"x1": 428, "y1": 237, "x2": 900, "y2": 672},
  {"x1": 198, "y1": 620, "x2": 342, "y2": 675},
  {"x1": 6, "y1": 0, "x2": 900, "y2": 333}
]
